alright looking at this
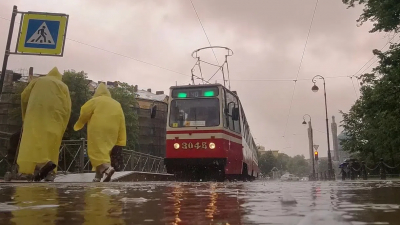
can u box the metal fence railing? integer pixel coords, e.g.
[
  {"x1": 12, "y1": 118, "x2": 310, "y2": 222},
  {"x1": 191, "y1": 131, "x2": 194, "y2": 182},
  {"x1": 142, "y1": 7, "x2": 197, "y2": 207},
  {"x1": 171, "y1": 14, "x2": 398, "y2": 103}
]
[
  {"x1": 307, "y1": 158, "x2": 400, "y2": 181},
  {"x1": 0, "y1": 138, "x2": 167, "y2": 179}
]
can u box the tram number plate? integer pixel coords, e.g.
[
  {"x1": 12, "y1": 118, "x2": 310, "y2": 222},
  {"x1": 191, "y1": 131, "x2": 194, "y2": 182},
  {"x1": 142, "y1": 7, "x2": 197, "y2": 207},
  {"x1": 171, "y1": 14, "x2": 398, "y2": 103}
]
[{"x1": 181, "y1": 142, "x2": 207, "y2": 149}]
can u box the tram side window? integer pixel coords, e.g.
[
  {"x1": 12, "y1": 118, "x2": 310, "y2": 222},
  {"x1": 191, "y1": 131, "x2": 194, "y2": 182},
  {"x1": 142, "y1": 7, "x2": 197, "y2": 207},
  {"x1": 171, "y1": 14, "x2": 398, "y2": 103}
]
[
  {"x1": 225, "y1": 91, "x2": 241, "y2": 133},
  {"x1": 222, "y1": 90, "x2": 228, "y2": 128}
]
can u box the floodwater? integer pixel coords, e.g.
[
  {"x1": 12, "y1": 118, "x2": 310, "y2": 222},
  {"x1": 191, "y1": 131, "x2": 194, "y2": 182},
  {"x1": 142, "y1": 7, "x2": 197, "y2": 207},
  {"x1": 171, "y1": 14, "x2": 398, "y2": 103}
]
[{"x1": 0, "y1": 180, "x2": 400, "y2": 225}]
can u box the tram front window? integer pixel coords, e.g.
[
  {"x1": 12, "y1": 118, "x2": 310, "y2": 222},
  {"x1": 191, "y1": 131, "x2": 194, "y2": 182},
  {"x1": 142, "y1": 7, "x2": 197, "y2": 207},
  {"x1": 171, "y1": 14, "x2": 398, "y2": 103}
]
[{"x1": 169, "y1": 98, "x2": 220, "y2": 127}]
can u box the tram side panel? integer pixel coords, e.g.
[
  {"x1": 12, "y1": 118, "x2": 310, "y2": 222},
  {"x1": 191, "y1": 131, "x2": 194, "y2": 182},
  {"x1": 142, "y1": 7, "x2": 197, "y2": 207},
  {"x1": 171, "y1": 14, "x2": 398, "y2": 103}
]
[{"x1": 221, "y1": 131, "x2": 243, "y2": 176}]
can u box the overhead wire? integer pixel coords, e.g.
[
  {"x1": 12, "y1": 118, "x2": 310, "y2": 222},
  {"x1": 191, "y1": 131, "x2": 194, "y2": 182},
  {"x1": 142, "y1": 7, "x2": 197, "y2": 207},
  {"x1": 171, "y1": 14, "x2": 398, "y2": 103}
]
[
  {"x1": 226, "y1": 75, "x2": 350, "y2": 82},
  {"x1": 282, "y1": 0, "x2": 320, "y2": 138},
  {"x1": 351, "y1": 32, "x2": 399, "y2": 78},
  {"x1": 349, "y1": 33, "x2": 399, "y2": 98},
  {"x1": 350, "y1": 77, "x2": 358, "y2": 98},
  {"x1": 189, "y1": 0, "x2": 220, "y2": 67},
  {"x1": 0, "y1": 15, "x2": 211, "y2": 83}
]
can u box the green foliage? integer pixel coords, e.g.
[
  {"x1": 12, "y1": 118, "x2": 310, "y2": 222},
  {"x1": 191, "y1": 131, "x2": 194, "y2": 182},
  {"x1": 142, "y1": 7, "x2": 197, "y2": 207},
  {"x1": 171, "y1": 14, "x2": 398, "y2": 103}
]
[
  {"x1": 340, "y1": 0, "x2": 400, "y2": 167},
  {"x1": 276, "y1": 152, "x2": 291, "y2": 171},
  {"x1": 109, "y1": 82, "x2": 139, "y2": 150},
  {"x1": 342, "y1": 0, "x2": 400, "y2": 33},
  {"x1": 258, "y1": 151, "x2": 310, "y2": 177},
  {"x1": 258, "y1": 151, "x2": 277, "y2": 175},
  {"x1": 317, "y1": 158, "x2": 329, "y2": 174},
  {"x1": 62, "y1": 70, "x2": 91, "y2": 140},
  {"x1": 287, "y1": 155, "x2": 309, "y2": 177},
  {"x1": 340, "y1": 44, "x2": 400, "y2": 166}
]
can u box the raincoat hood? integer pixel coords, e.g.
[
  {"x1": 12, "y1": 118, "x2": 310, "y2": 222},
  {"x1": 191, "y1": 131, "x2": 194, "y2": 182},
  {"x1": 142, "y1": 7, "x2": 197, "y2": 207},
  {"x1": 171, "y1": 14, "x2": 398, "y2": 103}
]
[
  {"x1": 46, "y1": 67, "x2": 62, "y2": 80},
  {"x1": 93, "y1": 83, "x2": 111, "y2": 98}
]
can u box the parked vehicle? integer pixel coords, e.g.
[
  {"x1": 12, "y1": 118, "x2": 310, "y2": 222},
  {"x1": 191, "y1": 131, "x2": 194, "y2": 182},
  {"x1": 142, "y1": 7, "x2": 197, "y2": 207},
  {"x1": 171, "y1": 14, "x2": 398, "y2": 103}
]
[{"x1": 280, "y1": 173, "x2": 299, "y2": 181}]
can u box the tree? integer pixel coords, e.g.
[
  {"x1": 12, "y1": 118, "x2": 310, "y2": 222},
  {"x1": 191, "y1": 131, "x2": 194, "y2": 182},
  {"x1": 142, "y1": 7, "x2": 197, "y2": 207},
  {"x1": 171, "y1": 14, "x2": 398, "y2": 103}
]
[
  {"x1": 258, "y1": 151, "x2": 277, "y2": 176},
  {"x1": 276, "y1": 153, "x2": 291, "y2": 171},
  {"x1": 109, "y1": 82, "x2": 139, "y2": 150},
  {"x1": 342, "y1": 0, "x2": 400, "y2": 33},
  {"x1": 287, "y1": 155, "x2": 309, "y2": 177},
  {"x1": 340, "y1": 45, "x2": 400, "y2": 165},
  {"x1": 340, "y1": 0, "x2": 400, "y2": 167},
  {"x1": 317, "y1": 158, "x2": 329, "y2": 175},
  {"x1": 62, "y1": 70, "x2": 92, "y2": 140}
]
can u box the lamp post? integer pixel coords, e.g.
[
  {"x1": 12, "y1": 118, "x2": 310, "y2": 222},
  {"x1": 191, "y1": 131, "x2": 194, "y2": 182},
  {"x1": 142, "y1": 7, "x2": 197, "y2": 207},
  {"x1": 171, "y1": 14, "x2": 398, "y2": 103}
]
[
  {"x1": 302, "y1": 114, "x2": 315, "y2": 180},
  {"x1": 311, "y1": 75, "x2": 333, "y2": 180}
]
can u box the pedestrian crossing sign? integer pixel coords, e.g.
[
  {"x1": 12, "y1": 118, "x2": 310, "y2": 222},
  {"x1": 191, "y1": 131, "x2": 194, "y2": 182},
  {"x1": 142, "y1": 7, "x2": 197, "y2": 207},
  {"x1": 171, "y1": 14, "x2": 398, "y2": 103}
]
[{"x1": 17, "y1": 13, "x2": 68, "y2": 56}]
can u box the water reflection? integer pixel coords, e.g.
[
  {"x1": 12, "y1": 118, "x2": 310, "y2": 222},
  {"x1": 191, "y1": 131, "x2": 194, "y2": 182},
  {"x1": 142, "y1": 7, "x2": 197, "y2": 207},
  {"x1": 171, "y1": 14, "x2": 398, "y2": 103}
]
[
  {"x1": 11, "y1": 185, "x2": 58, "y2": 225},
  {"x1": 82, "y1": 188, "x2": 125, "y2": 225},
  {"x1": 0, "y1": 181, "x2": 399, "y2": 224},
  {"x1": 162, "y1": 183, "x2": 245, "y2": 224}
]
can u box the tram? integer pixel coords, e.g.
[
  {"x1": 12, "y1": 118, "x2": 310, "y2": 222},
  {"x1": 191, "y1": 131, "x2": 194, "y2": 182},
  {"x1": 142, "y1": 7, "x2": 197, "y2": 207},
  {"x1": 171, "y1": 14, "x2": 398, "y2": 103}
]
[{"x1": 164, "y1": 83, "x2": 260, "y2": 181}]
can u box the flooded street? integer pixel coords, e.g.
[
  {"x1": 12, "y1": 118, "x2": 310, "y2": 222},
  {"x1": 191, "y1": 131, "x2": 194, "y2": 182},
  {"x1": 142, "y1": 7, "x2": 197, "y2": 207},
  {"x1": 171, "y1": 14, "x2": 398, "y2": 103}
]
[{"x1": 0, "y1": 180, "x2": 400, "y2": 225}]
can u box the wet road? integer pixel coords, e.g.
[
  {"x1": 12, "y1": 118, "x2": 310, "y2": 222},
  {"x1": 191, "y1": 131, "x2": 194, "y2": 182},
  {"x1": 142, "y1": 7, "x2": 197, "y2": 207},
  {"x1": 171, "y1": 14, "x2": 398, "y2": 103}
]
[{"x1": 0, "y1": 180, "x2": 400, "y2": 225}]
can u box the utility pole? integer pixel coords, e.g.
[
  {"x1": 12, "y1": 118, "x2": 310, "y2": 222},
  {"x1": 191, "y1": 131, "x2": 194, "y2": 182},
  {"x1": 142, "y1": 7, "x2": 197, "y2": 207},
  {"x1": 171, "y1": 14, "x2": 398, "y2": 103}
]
[
  {"x1": 308, "y1": 121, "x2": 315, "y2": 180},
  {"x1": 303, "y1": 114, "x2": 315, "y2": 180},
  {"x1": 0, "y1": 6, "x2": 17, "y2": 95}
]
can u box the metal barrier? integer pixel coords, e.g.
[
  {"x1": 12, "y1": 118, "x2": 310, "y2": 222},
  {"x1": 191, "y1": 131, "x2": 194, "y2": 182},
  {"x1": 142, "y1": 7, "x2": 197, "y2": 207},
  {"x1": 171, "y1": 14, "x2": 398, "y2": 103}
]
[
  {"x1": 121, "y1": 149, "x2": 166, "y2": 174},
  {"x1": 344, "y1": 158, "x2": 400, "y2": 181},
  {"x1": 308, "y1": 159, "x2": 400, "y2": 181},
  {"x1": 1, "y1": 138, "x2": 167, "y2": 178}
]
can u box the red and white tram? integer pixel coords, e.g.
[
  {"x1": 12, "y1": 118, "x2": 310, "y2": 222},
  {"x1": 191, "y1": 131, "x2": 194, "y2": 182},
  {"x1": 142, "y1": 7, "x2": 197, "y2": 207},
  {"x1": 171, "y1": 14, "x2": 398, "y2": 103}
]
[{"x1": 164, "y1": 83, "x2": 260, "y2": 181}]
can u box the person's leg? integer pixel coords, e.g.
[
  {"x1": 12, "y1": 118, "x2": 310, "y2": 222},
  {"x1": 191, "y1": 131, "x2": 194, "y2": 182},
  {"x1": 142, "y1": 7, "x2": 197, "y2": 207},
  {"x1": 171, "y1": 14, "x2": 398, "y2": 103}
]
[
  {"x1": 110, "y1": 146, "x2": 123, "y2": 172},
  {"x1": 102, "y1": 165, "x2": 115, "y2": 182},
  {"x1": 34, "y1": 161, "x2": 56, "y2": 181},
  {"x1": 96, "y1": 163, "x2": 115, "y2": 182},
  {"x1": 93, "y1": 168, "x2": 103, "y2": 182}
]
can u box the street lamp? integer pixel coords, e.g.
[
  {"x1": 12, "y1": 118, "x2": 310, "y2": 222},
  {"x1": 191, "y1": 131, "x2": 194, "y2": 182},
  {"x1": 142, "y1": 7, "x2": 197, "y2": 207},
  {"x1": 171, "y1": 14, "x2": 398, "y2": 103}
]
[
  {"x1": 302, "y1": 114, "x2": 315, "y2": 180},
  {"x1": 311, "y1": 75, "x2": 334, "y2": 180}
]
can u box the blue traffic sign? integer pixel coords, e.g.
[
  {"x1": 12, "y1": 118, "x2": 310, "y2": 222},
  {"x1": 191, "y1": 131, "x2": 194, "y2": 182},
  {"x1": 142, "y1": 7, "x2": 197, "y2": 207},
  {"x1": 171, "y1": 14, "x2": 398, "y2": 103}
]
[
  {"x1": 24, "y1": 19, "x2": 60, "y2": 49},
  {"x1": 17, "y1": 13, "x2": 68, "y2": 55}
]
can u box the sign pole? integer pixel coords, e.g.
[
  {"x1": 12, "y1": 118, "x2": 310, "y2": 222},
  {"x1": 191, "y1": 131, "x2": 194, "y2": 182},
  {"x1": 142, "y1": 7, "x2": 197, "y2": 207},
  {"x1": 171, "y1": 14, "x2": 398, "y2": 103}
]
[{"x1": 0, "y1": 5, "x2": 17, "y2": 95}]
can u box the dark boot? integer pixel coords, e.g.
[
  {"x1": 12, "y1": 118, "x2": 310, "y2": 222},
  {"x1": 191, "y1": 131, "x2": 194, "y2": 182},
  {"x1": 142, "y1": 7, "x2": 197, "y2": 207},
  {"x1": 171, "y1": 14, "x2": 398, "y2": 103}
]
[
  {"x1": 34, "y1": 161, "x2": 56, "y2": 182},
  {"x1": 102, "y1": 166, "x2": 115, "y2": 182}
]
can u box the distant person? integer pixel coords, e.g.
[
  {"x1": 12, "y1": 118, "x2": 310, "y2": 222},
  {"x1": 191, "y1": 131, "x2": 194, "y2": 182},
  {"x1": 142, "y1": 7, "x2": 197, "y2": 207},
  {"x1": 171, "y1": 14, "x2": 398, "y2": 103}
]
[
  {"x1": 74, "y1": 83, "x2": 126, "y2": 182},
  {"x1": 17, "y1": 67, "x2": 71, "y2": 181}
]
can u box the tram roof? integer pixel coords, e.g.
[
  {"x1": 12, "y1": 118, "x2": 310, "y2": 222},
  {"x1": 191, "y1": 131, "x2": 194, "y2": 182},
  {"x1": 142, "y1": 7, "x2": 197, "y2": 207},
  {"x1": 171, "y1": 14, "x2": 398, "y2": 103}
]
[
  {"x1": 169, "y1": 83, "x2": 240, "y2": 96},
  {"x1": 170, "y1": 83, "x2": 224, "y2": 89}
]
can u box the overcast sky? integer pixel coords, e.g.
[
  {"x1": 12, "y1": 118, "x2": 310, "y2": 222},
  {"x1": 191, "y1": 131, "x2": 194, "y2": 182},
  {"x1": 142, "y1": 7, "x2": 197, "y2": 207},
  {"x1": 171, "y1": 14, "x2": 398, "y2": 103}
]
[{"x1": 0, "y1": 0, "x2": 394, "y2": 158}]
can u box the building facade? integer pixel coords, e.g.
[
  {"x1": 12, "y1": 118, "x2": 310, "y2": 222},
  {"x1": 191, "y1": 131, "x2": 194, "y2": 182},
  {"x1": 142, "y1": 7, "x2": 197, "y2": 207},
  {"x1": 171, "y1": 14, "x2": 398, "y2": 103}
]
[
  {"x1": 257, "y1": 146, "x2": 279, "y2": 158},
  {"x1": 134, "y1": 88, "x2": 168, "y2": 157}
]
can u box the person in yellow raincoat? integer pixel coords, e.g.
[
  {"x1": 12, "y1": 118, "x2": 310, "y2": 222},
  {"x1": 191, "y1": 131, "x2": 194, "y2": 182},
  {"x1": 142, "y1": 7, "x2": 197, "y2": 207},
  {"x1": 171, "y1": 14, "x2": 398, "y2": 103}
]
[
  {"x1": 17, "y1": 67, "x2": 71, "y2": 181},
  {"x1": 74, "y1": 83, "x2": 126, "y2": 182}
]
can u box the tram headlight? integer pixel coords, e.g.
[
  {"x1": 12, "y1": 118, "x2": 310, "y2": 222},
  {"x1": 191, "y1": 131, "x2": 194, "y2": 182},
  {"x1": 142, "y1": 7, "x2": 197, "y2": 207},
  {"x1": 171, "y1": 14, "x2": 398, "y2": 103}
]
[
  {"x1": 174, "y1": 143, "x2": 180, "y2": 149},
  {"x1": 209, "y1": 142, "x2": 216, "y2": 149}
]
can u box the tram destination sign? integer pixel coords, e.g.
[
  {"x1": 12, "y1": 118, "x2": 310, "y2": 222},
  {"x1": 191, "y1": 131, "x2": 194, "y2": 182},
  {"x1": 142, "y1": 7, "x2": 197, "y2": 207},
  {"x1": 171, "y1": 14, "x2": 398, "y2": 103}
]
[{"x1": 172, "y1": 87, "x2": 219, "y2": 98}]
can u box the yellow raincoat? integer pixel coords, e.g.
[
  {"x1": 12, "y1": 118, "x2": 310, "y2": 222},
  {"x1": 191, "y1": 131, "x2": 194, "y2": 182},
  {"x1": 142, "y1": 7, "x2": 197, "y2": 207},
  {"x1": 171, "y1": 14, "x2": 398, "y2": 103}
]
[
  {"x1": 17, "y1": 67, "x2": 71, "y2": 174},
  {"x1": 74, "y1": 83, "x2": 126, "y2": 170}
]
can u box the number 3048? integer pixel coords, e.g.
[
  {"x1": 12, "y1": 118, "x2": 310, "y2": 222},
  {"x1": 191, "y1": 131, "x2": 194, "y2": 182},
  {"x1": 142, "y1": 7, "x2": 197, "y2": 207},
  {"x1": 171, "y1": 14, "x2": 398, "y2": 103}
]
[{"x1": 181, "y1": 142, "x2": 207, "y2": 149}]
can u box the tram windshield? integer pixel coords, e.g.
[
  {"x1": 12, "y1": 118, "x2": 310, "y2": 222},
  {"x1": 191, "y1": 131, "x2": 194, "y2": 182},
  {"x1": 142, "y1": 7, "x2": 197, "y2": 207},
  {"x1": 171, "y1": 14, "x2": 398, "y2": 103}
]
[{"x1": 169, "y1": 98, "x2": 220, "y2": 127}]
